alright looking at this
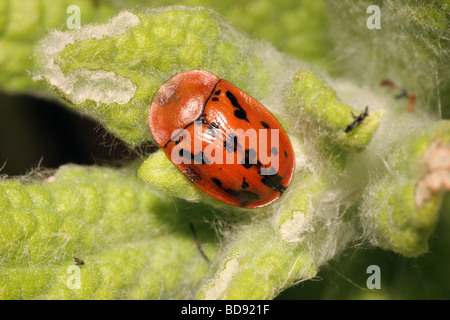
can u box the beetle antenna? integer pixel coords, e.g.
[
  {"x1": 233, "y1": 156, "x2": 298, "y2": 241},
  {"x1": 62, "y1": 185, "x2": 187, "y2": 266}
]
[{"x1": 189, "y1": 223, "x2": 212, "y2": 265}]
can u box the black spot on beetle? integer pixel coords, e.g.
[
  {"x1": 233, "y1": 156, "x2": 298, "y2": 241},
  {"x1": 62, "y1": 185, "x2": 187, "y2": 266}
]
[
  {"x1": 241, "y1": 162, "x2": 253, "y2": 169},
  {"x1": 261, "y1": 174, "x2": 286, "y2": 194},
  {"x1": 284, "y1": 151, "x2": 288, "y2": 158},
  {"x1": 207, "y1": 122, "x2": 220, "y2": 136},
  {"x1": 173, "y1": 133, "x2": 185, "y2": 145},
  {"x1": 224, "y1": 133, "x2": 239, "y2": 153},
  {"x1": 214, "y1": 90, "x2": 221, "y2": 95},
  {"x1": 234, "y1": 109, "x2": 248, "y2": 121},
  {"x1": 195, "y1": 151, "x2": 211, "y2": 164},
  {"x1": 241, "y1": 148, "x2": 257, "y2": 168},
  {"x1": 226, "y1": 189, "x2": 260, "y2": 206},
  {"x1": 241, "y1": 177, "x2": 249, "y2": 189},
  {"x1": 226, "y1": 91, "x2": 249, "y2": 122},
  {"x1": 261, "y1": 121, "x2": 270, "y2": 129},
  {"x1": 237, "y1": 190, "x2": 260, "y2": 200},
  {"x1": 247, "y1": 148, "x2": 257, "y2": 161},
  {"x1": 179, "y1": 148, "x2": 189, "y2": 159},
  {"x1": 212, "y1": 97, "x2": 219, "y2": 101},
  {"x1": 237, "y1": 191, "x2": 260, "y2": 207},
  {"x1": 211, "y1": 178, "x2": 222, "y2": 187},
  {"x1": 179, "y1": 149, "x2": 211, "y2": 164},
  {"x1": 211, "y1": 176, "x2": 260, "y2": 206}
]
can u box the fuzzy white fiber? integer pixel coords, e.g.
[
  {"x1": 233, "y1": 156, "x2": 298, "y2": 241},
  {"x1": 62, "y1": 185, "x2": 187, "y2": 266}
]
[{"x1": 33, "y1": 11, "x2": 140, "y2": 105}]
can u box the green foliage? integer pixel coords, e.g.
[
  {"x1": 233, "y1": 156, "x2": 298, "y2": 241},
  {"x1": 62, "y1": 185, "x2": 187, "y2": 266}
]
[
  {"x1": 289, "y1": 70, "x2": 385, "y2": 152},
  {"x1": 0, "y1": 164, "x2": 216, "y2": 299},
  {"x1": 361, "y1": 121, "x2": 450, "y2": 257},
  {"x1": 138, "y1": 149, "x2": 203, "y2": 202},
  {"x1": 0, "y1": 0, "x2": 117, "y2": 93},
  {"x1": 0, "y1": 0, "x2": 449, "y2": 300}
]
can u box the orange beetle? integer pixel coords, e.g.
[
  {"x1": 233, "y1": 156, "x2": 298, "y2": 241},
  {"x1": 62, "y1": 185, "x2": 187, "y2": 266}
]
[{"x1": 149, "y1": 71, "x2": 294, "y2": 208}]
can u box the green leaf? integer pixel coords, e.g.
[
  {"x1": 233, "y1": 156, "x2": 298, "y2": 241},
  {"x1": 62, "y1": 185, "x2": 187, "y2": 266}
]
[
  {"x1": 360, "y1": 120, "x2": 450, "y2": 257},
  {"x1": 0, "y1": 0, "x2": 117, "y2": 94},
  {"x1": 0, "y1": 164, "x2": 217, "y2": 299}
]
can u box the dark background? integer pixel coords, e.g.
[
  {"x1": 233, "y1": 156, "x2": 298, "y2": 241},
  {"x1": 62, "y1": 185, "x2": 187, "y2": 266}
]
[{"x1": 0, "y1": 92, "x2": 132, "y2": 177}]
